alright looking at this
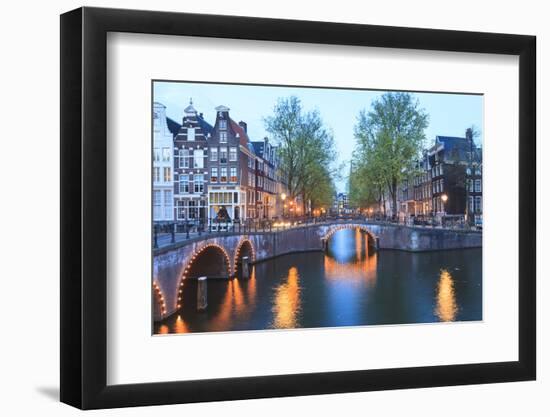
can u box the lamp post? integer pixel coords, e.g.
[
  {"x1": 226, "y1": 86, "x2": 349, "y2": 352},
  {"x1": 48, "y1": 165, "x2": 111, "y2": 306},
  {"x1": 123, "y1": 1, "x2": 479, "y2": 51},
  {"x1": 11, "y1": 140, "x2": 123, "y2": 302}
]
[
  {"x1": 281, "y1": 193, "x2": 287, "y2": 218},
  {"x1": 441, "y1": 194, "x2": 448, "y2": 226}
]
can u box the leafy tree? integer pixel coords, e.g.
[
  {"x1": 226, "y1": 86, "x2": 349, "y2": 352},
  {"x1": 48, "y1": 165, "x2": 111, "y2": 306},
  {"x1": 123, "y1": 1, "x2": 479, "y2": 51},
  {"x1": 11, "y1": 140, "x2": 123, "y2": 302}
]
[
  {"x1": 352, "y1": 92, "x2": 428, "y2": 217},
  {"x1": 265, "y1": 96, "x2": 338, "y2": 214}
]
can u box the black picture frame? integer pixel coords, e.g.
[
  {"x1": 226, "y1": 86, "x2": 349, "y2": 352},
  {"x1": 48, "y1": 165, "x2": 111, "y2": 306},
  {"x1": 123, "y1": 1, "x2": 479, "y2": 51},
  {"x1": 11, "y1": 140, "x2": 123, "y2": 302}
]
[{"x1": 60, "y1": 6, "x2": 536, "y2": 410}]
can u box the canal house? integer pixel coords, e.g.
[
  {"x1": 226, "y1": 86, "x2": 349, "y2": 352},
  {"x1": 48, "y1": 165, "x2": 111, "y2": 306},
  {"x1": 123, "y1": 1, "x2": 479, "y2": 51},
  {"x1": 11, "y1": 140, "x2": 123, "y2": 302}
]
[
  {"x1": 428, "y1": 131, "x2": 482, "y2": 223},
  {"x1": 206, "y1": 106, "x2": 257, "y2": 223},
  {"x1": 173, "y1": 100, "x2": 213, "y2": 226},
  {"x1": 153, "y1": 102, "x2": 179, "y2": 223}
]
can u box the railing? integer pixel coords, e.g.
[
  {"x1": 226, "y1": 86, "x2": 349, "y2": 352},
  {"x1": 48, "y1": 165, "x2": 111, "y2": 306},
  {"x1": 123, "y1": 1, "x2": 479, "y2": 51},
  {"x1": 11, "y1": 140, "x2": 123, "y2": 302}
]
[{"x1": 153, "y1": 214, "x2": 480, "y2": 249}]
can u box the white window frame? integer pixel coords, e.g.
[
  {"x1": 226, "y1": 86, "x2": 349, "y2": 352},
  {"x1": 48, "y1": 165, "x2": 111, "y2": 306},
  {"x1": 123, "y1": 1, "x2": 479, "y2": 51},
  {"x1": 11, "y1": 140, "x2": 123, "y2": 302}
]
[
  {"x1": 179, "y1": 174, "x2": 189, "y2": 194},
  {"x1": 179, "y1": 149, "x2": 189, "y2": 169},
  {"x1": 194, "y1": 174, "x2": 204, "y2": 193},
  {"x1": 193, "y1": 149, "x2": 204, "y2": 169},
  {"x1": 229, "y1": 147, "x2": 237, "y2": 161},
  {"x1": 187, "y1": 127, "x2": 195, "y2": 141},
  {"x1": 210, "y1": 147, "x2": 218, "y2": 162}
]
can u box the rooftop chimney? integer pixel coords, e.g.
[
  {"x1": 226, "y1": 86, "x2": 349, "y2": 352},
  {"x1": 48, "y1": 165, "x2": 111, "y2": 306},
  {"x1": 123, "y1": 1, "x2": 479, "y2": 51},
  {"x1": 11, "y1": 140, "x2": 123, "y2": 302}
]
[{"x1": 239, "y1": 121, "x2": 247, "y2": 133}]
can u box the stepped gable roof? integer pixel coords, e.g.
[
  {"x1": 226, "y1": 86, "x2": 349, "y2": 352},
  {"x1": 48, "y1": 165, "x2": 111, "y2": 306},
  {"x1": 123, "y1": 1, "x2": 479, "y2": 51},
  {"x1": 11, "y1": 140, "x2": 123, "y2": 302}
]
[{"x1": 197, "y1": 113, "x2": 214, "y2": 136}]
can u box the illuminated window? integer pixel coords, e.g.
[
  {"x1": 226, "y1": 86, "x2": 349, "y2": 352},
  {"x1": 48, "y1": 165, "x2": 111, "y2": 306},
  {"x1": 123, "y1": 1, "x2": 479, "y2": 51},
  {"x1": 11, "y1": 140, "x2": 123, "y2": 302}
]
[
  {"x1": 220, "y1": 167, "x2": 227, "y2": 182},
  {"x1": 163, "y1": 167, "x2": 171, "y2": 182},
  {"x1": 230, "y1": 167, "x2": 237, "y2": 183},
  {"x1": 211, "y1": 167, "x2": 218, "y2": 183}
]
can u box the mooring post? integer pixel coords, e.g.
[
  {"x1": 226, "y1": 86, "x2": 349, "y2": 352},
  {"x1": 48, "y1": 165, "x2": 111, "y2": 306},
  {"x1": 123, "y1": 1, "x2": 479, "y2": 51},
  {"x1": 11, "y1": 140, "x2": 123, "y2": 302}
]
[
  {"x1": 241, "y1": 256, "x2": 250, "y2": 279},
  {"x1": 197, "y1": 276, "x2": 207, "y2": 312},
  {"x1": 171, "y1": 223, "x2": 176, "y2": 244}
]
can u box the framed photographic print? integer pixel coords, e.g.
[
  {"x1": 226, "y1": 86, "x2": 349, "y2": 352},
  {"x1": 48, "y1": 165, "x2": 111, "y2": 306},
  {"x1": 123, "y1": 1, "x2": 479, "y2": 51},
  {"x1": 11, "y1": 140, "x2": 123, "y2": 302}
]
[{"x1": 60, "y1": 6, "x2": 536, "y2": 409}]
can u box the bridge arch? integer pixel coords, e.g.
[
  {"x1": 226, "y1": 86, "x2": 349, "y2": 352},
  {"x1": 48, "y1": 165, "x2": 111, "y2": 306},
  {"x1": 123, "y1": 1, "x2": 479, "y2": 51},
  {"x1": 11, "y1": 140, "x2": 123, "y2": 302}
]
[
  {"x1": 152, "y1": 281, "x2": 167, "y2": 321},
  {"x1": 322, "y1": 224, "x2": 378, "y2": 250},
  {"x1": 233, "y1": 238, "x2": 255, "y2": 276},
  {"x1": 176, "y1": 243, "x2": 231, "y2": 309}
]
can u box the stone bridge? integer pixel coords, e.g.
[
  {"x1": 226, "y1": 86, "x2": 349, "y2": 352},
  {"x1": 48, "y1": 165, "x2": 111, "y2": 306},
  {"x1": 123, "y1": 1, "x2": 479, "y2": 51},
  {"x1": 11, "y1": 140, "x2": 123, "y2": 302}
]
[{"x1": 153, "y1": 221, "x2": 482, "y2": 320}]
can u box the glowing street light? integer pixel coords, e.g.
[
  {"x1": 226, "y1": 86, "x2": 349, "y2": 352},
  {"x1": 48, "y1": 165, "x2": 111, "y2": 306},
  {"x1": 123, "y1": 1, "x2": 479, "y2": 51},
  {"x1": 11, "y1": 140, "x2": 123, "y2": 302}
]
[{"x1": 441, "y1": 194, "x2": 448, "y2": 203}]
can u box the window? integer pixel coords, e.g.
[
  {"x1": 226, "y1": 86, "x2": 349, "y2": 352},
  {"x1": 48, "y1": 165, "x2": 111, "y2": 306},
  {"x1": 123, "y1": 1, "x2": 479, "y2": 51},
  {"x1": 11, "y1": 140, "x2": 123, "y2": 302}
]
[
  {"x1": 475, "y1": 179, "x2": 481, "y2": 193},
  {"x1": 153, "y1": 167, "x2": 160, "y2": 182},
  {"x1": 187, "y1": 127, "x2": 195, "y2": 141},
  {"x1": 153, "y1": 190, "x2": 161, "y2": 218},
  {"x1": 469, "y1": 196, "x2": 474, "y2": 213},
  {"x1": 179, "y1": 174, "x2": 189, "y2": 193},
  {"x1": 179, "y1": 149, "x2": 189, "y2": 168},
  {"x1": 188, "y1": 201, "x2": 197, "y2": 219},
  {"x1": 176, "y1": 200, "x2": 185, "y2": 220},
  {"x1": 193, "y1": 149, "x2": 204, "y2": 168},
  {"x1": 230, "y1": 167, "x2": 237, "y2": 183},
  {"x1": 211, "y1": 167, "x2": 218, "y2": 183},
  {"x1": 467, "y1": 179, "x2": 473, "y2": 192},
  {"x1": 153, "y1": 148, "x2": 160, "y2": 162},
  {"x1": 220, "y1": 131, "x2": 227, "y2": 143},
  {"x1": 475, "y1": 168, "x2": 481, "y2": 175},
  {"x1": 220, "y1": 167, "x2": 227, "y2": 182},
  {"x1": 219, "y1": 119, "x2": 227, "y2": 130},
  {"x1": 475, "y1": 196, "x2": 482, "y2": 213},
  {"x1": 210, "y1": 147, "x2": 218, "y2": 162},
  {"x1": 163, "y1": 167, "x2": 171, "y2": 182},
  {"x1": 229, "y1": 147, "x2": 237, "y2": 161},
  {"x1": 466, "y1": 168, "x2": 472, "y2": 175},
  {"x1": 194, "y1": 174, "x2": 204, "y2": 193},
  {"x1": 162, "y1": 147, "x2": 170, "y2": 162},
  {"x1": 163, "y1": 190, "x2": 172, "y2": 218},
  {"x1": 220, "y1": 147, "x2": 228, "y2": 163}
]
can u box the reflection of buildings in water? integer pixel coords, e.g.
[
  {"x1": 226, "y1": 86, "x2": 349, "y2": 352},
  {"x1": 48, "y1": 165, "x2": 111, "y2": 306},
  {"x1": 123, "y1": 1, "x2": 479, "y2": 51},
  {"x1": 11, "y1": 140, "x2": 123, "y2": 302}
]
[
  {"x1": 324, "y1": 229, "x2": 377, "y2": 286},
  {"x1": 209, "y1": 268, "x2": 258, "y2": 332},
  {"x1": 434, "y1": 269, "x2": 458, "y2": 322},
  {"x1": 171, "y1": 269, "x2": 257, "y2": 334},
  {"x1": 157, "y1": 324, "x2": 169, "y2": 334},
  {"x1": 174, "y1": 315, "x2": 189, "y2": 333},
  {"x1": 271, "y1": 266, "x2": 302, "y2": 329}
]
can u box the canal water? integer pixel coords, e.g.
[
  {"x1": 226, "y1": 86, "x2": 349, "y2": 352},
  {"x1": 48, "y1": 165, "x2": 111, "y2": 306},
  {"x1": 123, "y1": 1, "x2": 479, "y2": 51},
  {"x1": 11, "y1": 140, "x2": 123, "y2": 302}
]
[{"x1": 154, "y1": 228, "x2": 482, "y2": 334}]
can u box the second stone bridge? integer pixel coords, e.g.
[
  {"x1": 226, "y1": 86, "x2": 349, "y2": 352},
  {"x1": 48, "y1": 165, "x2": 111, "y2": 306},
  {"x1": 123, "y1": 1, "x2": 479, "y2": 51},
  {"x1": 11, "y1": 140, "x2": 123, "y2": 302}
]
[{"x1": 153, "y1": 220, "x2": 482, "y2": 320}]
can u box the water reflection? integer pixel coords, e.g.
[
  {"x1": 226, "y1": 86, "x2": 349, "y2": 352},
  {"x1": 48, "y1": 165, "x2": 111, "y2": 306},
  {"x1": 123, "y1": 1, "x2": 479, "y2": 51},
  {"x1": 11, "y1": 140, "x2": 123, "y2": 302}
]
[
  {"x1": 154, "y1": 228, "x2": 482, "y2": 334},
  {"x1": 434, "y1": 269, "x2": 458, "y2": 322},
  {"x1": 271, "y1": 266, "x2": 302, "y2": 329}
]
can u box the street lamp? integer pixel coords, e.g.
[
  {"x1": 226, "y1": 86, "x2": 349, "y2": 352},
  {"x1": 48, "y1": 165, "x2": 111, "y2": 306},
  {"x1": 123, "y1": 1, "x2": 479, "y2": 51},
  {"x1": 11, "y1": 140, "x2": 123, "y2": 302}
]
[
  {"x1": 281, "y1": 193, "x2": 287, "y2": 218},
  {"x1": 441, "y1": 194, "x2": 448, "y2": 222}
]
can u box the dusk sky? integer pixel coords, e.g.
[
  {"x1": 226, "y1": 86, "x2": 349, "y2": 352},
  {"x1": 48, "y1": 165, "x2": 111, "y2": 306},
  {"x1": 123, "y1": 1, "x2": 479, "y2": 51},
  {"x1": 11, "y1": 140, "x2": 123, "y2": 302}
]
[{"x1": 154, "y1": 81, "x2": 483, "y2": 192}]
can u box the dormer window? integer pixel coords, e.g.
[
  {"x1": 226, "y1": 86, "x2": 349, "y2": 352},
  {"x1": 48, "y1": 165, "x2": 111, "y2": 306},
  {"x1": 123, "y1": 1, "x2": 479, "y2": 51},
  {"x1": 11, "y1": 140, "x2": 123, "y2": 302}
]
[
  {"x1": 219, "y1": 120, "x2": 227, "y2": 130},
  {"x1": 187, "y1": 127, "x2": 195, "y2": 141}
]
